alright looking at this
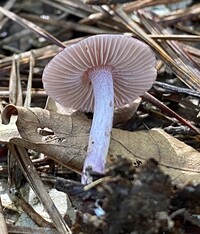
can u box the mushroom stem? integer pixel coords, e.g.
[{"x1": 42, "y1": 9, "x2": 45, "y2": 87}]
[{"x1": 82, "y1": 67, "x2": 114, "y2": 184}]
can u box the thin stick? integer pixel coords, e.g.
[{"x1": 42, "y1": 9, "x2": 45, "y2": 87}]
[
  {"x1": 10, "y1": 144, "x2": 72, "y2": 234},
  {"x1": 142, "y1": 92, "x2": 200, "y2": 135},
  {"x1": 24, "y1": 51, "x2": 35, "y2": 108},
  {"x1": 0, "y1": 6, "x2": 66, "y2": 49},
  {"x1": 0, "y1": 37, "x2": 86, "y2": 71},
  {"x1": 149, "y1": 35, "x2": 200, "y2": 42}
]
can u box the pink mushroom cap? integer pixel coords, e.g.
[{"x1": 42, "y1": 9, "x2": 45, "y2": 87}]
[{"x1": 42, "y1": 34, "x2": 157, "y2": 111}]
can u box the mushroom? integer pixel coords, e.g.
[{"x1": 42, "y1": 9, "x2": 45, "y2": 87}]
[{"x1": 42, "y1": 34, "x2": 157, "y2": 184}]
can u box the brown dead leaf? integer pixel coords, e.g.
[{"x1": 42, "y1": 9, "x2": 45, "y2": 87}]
[
  {"x1": 113, "y1": 97, "x2": 141, "y2": 126},
  {"x1": 1, "y1": 105, "x2": 200, "y2": 184},
  {"x1": 110, "y1": 128, "x2": 200, "y2": 184},
  {"x1": 1, "y1": 104, "x2": 89, "y2": 172},
  {"x1": 0, "y1": 115, "x2": 19, "y2": 142}
]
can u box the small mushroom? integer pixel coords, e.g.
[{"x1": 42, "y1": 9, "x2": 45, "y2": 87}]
[{"x1": 42, "y1": 34, "x2": 157, "y2": 184}]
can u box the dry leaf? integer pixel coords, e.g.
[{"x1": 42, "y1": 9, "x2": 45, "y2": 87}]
[
  {"x1": 0, "y1": 115, "x2": 19, "y2": 142},
  {"x1": 113, "y1": 97, "x2": 141, "y2": 126},
  {"x1": 110, "y1": 128, "x2": 200, "y2": 184},
  {"x1": 1, "y1": 105, "x2": 200, "y2": 184},
  {"x1": 1, "y1": 104, "x2": 89, "y2": 173},
  {"x1": 45, "y1": 97, "x2": 77, "y2": 115}
]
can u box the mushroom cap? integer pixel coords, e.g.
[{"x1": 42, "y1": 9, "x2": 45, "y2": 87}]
[{"x1": 42, "y1": 34, "x2": 157, "y2": 112}]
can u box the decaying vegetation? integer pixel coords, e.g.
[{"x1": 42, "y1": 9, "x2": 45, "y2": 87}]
[{"x1": 0, "y1": 0, "x2": 200, "y2": 233}]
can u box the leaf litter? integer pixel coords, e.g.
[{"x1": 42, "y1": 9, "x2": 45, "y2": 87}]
[{"x1": 0, "y1": 0, "x2": 200, "y2": 233}]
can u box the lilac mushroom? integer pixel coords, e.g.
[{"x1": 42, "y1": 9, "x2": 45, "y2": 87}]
[{"x1": 42, "y1": 34, "x2": 157, "y2": 184}]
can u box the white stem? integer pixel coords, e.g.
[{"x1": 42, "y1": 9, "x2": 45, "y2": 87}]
[{"x1": 82, "y1": 67, "x2": 114, "y2": 184}]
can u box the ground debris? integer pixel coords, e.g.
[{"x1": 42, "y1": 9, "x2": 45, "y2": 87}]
[
  {"x1": 55, "y1": 157, "x2": 200, "y2": 234},
  {"x1": 1, "y1": 1, "x2": 200, "y2": 233}
]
